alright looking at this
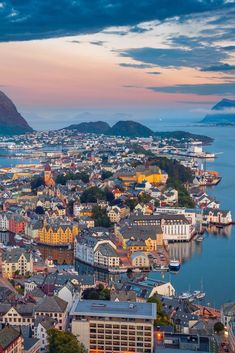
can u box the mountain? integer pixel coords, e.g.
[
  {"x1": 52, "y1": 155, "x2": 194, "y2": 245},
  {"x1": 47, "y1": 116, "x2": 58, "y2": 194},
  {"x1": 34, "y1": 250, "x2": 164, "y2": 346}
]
[
  {"x1": 107, "y1": 120, "x2": 153, "y2": 137},
  {"x1": 65, "y1": 121, "x2": 110, "y2": 134},
  {"x1": 201, "y1": 98, "x2": 235, "y2": 124},
  {"x1": 0, "y1": 91, "x2": 33, "y2": 135}
]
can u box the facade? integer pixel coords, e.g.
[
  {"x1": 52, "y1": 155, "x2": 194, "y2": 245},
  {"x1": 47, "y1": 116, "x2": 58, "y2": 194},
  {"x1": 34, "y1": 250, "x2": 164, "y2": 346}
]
[
  {"x1": 8, "y1": 214, "x2": 26, "y2": 234},
  {"x1": 118, "y1": 166, "x2": 168, "y2": 186},
  {"x1": 38, "y1": 221, "x2": 79, "y2": 246},
  {"x1": 75, "y1": 235, "x2": 120, "y2": 270},
  {"x1": 203, "y1": 208, "x2": 232, "y2": 225},
  {"x1": 34, "y1": 317, "x2": 58, "y2": 352},
  {"x1": 34, "y1": 295, "x2": 68, "y2": 331},
  {"x1": 0, "y1": 304, "x2": 35, "y2": 327},
  {"x1": 70, "y1": 300, "x2": 156, "y2": 353},
  {"x1": 0, "y1": 325, "x2": 23, "y2": 353},
  {"x1": 221, "y1": 302, "x2": 235, "y2": 327},
  {"x1": 0, "y1": 213, "x2": 9, "y2": 231},
  {"x1": 130, "y1": 252, "x2": 150, "y2": 269},
  {"x1": 1, "y1": 249, "x2": 33, "y2": 279}
]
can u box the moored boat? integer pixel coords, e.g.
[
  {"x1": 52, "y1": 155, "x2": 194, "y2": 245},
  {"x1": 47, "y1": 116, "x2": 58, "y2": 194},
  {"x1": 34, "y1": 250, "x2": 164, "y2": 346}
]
[{"x1": 169, "y1": 259, "x2": 181, "y2": 272}]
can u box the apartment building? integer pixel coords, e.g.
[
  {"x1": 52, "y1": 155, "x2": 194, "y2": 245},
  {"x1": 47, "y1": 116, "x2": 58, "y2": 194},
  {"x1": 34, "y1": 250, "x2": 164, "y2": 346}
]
[
  {"x1": 70, "y1": 300, "x2": 156, "y2": 353},
  {"x1": 1, "y1": 249, "x2": 33, "y2": 279},
  {"x1": 0, "y1": 325, "x2": 24, "y2": 353}
]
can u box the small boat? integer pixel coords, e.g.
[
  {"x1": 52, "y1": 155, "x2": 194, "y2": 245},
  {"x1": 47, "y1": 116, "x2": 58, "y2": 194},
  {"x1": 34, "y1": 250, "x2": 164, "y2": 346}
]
[
  {"x1": 169, "y1": 259, "x2": 181, "y2": 272},
  {"x1": 193, "y1": 290, "x2": 206, "y2": 300},
  {"x1": 196, "y1": 236, "x2": 204, "y2": 242},
  {"x1": 178, "y1": 292, "x2": 193, "y2": 301}
]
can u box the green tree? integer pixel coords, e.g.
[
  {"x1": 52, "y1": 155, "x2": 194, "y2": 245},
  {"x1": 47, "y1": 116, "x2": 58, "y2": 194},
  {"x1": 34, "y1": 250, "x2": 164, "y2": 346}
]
[
  {"x1": 31, "y1": 175, "x2": 44, "y2": 190},
  {"x1": 92, "y1": 205, "x2": 111, "y2": 228},
  {"x1": 47, "y1": 329, "x2": 87, "y2": 353},
  {"x1": 147, "y1": 296, "x2": 172, "y2": 327}
]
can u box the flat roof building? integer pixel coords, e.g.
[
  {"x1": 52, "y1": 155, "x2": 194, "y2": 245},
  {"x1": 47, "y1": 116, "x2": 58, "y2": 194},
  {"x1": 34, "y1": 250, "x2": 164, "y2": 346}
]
[{"x1": 70, "y1": 299, "x2": 157, "y2": 353}]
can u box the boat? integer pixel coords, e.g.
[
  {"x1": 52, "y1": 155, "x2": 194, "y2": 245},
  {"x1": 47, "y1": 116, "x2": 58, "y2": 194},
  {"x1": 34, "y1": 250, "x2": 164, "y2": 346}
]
[
  {"x1": 196, "y1": 236, "x2": 204, "y2": 242},
  {"x1": 169, "y1": 259, "x2": 181, "y2": 272},
  {"x1": 178, "y1": 292, "x2": 193, "y2": 301},
  {"x1": 152, "y1": 264, "x2": 169, "y2": 272},
  {"x1": 193, "y1": 290, "x2": 206, "y2": 300}
]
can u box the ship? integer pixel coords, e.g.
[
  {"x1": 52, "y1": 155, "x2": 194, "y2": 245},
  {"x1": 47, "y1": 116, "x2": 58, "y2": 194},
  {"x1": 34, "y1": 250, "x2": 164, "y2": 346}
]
[{"x1": 169, "y1": 259, "x2": 181, "y2": 272}]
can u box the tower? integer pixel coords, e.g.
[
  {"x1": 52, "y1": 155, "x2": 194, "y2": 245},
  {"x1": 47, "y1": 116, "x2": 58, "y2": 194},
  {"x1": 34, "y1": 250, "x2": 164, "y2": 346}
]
[{"x1": 44, "y1": 163, "x2": 55, "y2": 187}]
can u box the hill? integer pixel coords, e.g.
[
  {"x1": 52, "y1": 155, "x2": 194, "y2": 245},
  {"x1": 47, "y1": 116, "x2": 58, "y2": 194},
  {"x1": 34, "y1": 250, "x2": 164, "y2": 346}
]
[
  {"x1": 65, "y1": 121, "x2": 110, "y2": 134},
  {"x1": 107, "y1": 120, "x2": 153, "y2": 137},
  {"x1": 0, "y1": 91, "x2": 33, "y2": 135},
  {"x1": 201, "y1": 98, "x2": 235, "y2": 125},
  {"x1": 155, "y1": 130, "x2": 213, "y2": 144}
]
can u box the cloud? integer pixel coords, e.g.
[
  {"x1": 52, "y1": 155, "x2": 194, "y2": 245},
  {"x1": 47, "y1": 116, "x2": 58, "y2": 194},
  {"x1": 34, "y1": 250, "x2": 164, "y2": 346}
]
[
  {"x1": 90, "y1": 40, "x2": 106, "y2": 46},
  {"x1": 0, "y1": 0, "x2": 231, "y2": 41},
  {"x1": 201, "y1": 63, "x2": 235, "y2": 71},
  {"x1": 119, "y1": 46, "x2": 228, "y2": 70},
  {"x1": 148, "y1": 82, "x2": 235, "y2": 95},
  {"x1": 119, "y1": 62, "x2": 153, "y2": 69},
  {"x1": 146, "y1": 71, "x2": 161, "y2": 75}
]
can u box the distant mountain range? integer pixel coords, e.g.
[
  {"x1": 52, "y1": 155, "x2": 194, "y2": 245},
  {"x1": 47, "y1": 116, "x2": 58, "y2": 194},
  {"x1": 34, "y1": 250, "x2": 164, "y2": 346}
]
[
  {"x1": 64, "y1": 120, "x2": 213, "y2": 143},
  {"x1": 0, "y1": 91, "x2": 33, "y2": 135},
  {"x1": 201, "y1": 98, "x2": 235, "y2": 125}
]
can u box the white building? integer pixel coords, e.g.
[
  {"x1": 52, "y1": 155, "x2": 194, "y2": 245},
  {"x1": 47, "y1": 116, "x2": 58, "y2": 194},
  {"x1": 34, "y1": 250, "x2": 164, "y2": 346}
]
[
  {"x1": 70, "y1": 300, "x2": 156, "y2": 353},
  {"x1": 0, "y1": 212, "x2": 9, "y2": 231}
]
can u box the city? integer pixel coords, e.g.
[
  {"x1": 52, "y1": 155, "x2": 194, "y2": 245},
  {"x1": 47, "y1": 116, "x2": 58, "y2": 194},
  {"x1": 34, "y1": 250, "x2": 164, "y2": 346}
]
[{"x1": 0, "y1": 1, "x2": 235, "y2": 353}]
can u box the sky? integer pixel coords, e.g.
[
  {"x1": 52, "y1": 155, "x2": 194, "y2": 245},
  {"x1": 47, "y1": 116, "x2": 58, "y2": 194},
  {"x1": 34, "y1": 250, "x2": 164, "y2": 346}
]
[{"x1": 0, "y1": 0, "x2": 235, "y2": 129}]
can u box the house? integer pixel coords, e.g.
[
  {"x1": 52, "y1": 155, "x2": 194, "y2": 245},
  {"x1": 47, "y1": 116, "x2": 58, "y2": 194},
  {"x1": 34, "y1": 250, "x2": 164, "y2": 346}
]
[
  {"x1": 34, "y1": 317, "x2": 58, "y2": 352},
  {"x1": 0, "y1": 304, "x2": 35, "y2": 327},
  {"x1": 130, "y1": 252, "x2": 150, "y2": 269},
  {"x1": 110, "y1": 289, "x2": 137, "y2": 302},
  {"x1": 34, "y1": 295, "x2": 68, "y2": 331},
  {"x1": 38, "y1": 220, "x2": 79, "y2": 246},
  {"x1": 0, "y1": 325, "x2": 24, "y2": 353},
  {"x1": 203, "y1": 208, "x2": 232, "y2": 225},
  {"x1": 1, "y1": 249, "x2": 33, "y2": 279}
]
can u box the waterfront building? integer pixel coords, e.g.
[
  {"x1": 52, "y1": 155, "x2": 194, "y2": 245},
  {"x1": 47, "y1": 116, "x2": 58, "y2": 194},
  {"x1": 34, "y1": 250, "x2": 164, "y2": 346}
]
[
  {"x1": 130, "y1": 251, "x2": 150, "y2": 268},
  {"x1": 74, "y1": 233, "x2": 120, "y2": 270},
  {"x1": 1, "y1": 248, "x2": 33, "y2": 279},
  {"x1": 129, "y1": 213, "x2": 192, "y2": 242},
  {"x1": 70, "y1": 300, "x2": 156, "y2": 353},
  {"x1": 0, "y1": 325, "x2": 24, "y2": 353},
  {"x1": 38, "y1": 220, "x2": 79, "y2": 246},
  {"x1": 203, "y1": 208, "x2": 232, "y2": 225},
  {"x1": 8, "y1": 214, "x2": 27, "y2": 234}
]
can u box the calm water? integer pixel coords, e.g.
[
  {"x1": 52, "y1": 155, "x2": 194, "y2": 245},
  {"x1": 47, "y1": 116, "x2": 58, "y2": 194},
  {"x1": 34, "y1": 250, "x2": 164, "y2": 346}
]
[
  {"x1": 148, "y1": 123, "x2": 235, "y2": 307},
  {"x1": 0, "y1": 125, "x2": 234, "y2": 306}
]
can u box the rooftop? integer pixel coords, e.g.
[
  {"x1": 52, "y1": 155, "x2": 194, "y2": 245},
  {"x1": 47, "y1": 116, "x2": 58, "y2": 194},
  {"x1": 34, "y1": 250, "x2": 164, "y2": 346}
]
[{"x1": 70, "y1": 300, "x2": 156, "y2": 320}]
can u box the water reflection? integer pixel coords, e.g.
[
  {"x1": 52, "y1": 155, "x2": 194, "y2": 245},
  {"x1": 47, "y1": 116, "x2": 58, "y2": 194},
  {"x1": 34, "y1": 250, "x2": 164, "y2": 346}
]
[{"x1": 38, "y1": 245, "x2": 74, "y2": 265}]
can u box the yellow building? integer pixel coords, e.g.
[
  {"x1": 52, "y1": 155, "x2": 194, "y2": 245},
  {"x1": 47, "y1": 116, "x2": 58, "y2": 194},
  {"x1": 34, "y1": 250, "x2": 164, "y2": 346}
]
[
  {"x1": 118, "y1": 165, "x2": 168, "y2": 186},
  {"x1": 38, "y1": 221, "x2": 79, "y2": 246}
]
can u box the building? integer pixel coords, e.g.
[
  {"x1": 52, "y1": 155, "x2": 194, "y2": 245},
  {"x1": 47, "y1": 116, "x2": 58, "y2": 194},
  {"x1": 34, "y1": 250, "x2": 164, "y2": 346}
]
[
  {"x1": 74, "y1": 233, "x2": 120, "y2": 271},
  {"x1": 44, "y1": 164, "x2": 55, "y2": 188},
  {"x1": 0, "y1": 325, "x2": 24, "y2": 353},
  {"x1": 34, "y1": 317, "x2": 58, "y2": 352},
  {"x1": 117, "y1": 165, "x2": 168, "y2": 186},
  {"x1": 228, "y1": 320, "x2": 235, "y2": 353},
  {"x1": 0, "y1": 213, "x2": 9, "y2": 231},
  {"x1": 1, "y1": 249, "x2": 33, "y2": 279},
  {"x1": 203, "y1": 208, "x2": 232, "y2": 225},
  {"x1": 221, "y1": 302, "x2": 235, "y2": 328},
  {"x1": 70, "y1": 300, "x2": 156, "y2": 353},
  {"x1": 34, "y1": 295, "x2": 68, "y2": 331},
  {"x1": 0, "y1": 304, "x2": 35, "y2": 327},
  {"x1": 8, "y1": 214, "x2": 26, "y2": 234},
  {"x1": 130, "y1": 251, "x2": 150, "y2": 269},
  {"x1": 38, "y1": 220, "x2": 79, "y2": 246}
]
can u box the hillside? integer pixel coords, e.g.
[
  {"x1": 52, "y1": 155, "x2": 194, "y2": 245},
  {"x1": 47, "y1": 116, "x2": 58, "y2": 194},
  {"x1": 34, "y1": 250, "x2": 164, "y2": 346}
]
[
  {"x1": 201, "y1": 98, "x2": 235, "y2": 125},
  {"x1": 155, "y1": 130, "x2": 213, "y2": 144},
  {"x1": 0, "y1": 91, "x2": 33, "y2": 135},
  {"x1": 107, "y1": 120, "x2": 153, "y2": 137},
  {"x1": 65, "y1": 121, "x2": 110, "y2": 134}
]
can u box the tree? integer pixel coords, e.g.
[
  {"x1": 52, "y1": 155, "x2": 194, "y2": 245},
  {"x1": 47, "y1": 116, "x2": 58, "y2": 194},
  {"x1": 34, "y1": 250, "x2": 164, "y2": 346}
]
[
  {"x1": 31, "y1": 175, "x2": 44, "y2": 190},
  {"x1": 92, "y1": 205, "x2": 111, "y2": 228},
  {"x1": 47, "y1": 329, "x2": 87, "y2": 353},
  {"x1": 147, "y1": 296, "x2": 172, "y2": 327},
  {"x1": 82, "y1": 284, "x2": 110, "y2": 300},
  {"x1": 214, "y1": 322, "x2": 224, "y2": 333},
  {"x1": 35, "y1": 206, "x2": 45, "y2": 215},
  {"x1": 101, "y1": 170, "x2": 113, "y2": 180}
]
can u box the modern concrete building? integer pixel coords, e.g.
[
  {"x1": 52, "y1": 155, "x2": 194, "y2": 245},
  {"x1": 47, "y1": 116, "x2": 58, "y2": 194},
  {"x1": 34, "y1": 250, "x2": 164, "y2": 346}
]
[{"x1": 70, "y1": 300, "x2": 156, "y2": 353}]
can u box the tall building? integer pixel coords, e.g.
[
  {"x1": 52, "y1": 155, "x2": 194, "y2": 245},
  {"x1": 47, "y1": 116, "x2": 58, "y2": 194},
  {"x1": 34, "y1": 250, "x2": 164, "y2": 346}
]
[
  {"x1": 38, "y1": 220, "x2": 79, "y2": 246},
  {"x1": 44, "y1": 164, "x2": 55, "y2": 188},
  {"x1": 70, "y1": 300, "x2": 156, "y2": 353}
]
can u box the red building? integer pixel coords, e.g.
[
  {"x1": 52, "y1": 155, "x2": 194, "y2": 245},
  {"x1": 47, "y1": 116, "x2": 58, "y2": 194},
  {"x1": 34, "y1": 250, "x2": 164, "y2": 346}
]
[
  {"x1": 0, "y1": 325, "x2": 23, "y2": 353},
  {"x1": 8, "y1": 215, "x2": 26, "y2": 234}
]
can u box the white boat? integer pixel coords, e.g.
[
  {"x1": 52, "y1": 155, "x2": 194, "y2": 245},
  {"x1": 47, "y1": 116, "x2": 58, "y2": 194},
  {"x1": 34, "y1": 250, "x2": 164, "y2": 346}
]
[
  {"x1": 193, "y1": 290, "x2": 206, "y2": 300},
  {"x1": 178, "y1": 292, "x2": 193, "y2": 300},
  {"x1": 169, "y1": 259, "x2": 181, "y2": 272}
]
